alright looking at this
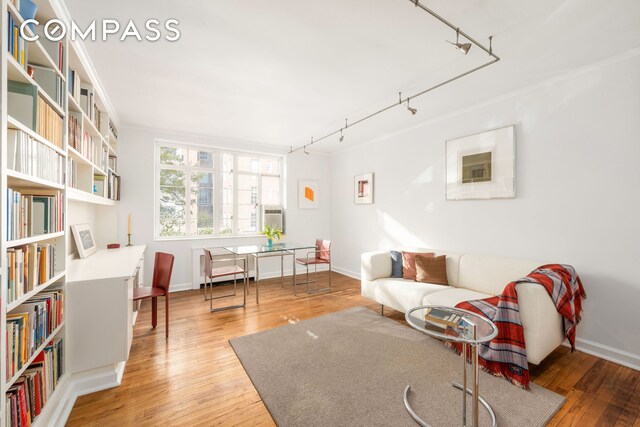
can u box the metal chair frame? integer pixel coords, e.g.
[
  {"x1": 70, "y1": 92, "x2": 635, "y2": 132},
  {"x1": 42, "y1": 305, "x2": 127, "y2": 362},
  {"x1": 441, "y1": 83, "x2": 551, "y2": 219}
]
[
  {"x1": 203, "y1": 249, "x2": 248, "y2": 312},
  {"x1": 294, "y1": 247, "x2": 332, "y2": 295}
]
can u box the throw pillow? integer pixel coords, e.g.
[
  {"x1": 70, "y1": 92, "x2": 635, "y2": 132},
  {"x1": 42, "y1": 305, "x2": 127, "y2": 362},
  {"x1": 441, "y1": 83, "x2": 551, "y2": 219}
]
[
  {"x1": 415, "y1": 254, "x2": 449, "y2": 285},
  {"x1": 402, "y1": 251, "x2": 434, "y2": 280},
  {"x1": 390, "y1": 250, "x2": 403, "y2": 278}
]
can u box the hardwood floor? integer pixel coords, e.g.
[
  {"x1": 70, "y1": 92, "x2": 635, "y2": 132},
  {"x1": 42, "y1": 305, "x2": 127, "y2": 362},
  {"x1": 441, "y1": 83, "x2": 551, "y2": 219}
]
[{"x1": 67, "y1": 273, "x2": 640, "y2": 426}]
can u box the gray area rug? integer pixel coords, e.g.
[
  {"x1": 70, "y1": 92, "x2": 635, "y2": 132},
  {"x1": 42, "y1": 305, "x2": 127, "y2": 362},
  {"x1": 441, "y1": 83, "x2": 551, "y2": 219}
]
[{"x1": 230, "y1": 307, "x2": 565, "y2": 426}]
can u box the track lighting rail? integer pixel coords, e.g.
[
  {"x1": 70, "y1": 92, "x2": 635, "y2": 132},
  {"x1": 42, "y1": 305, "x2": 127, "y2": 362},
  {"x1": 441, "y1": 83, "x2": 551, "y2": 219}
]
[{"x1": 288, "y1": 0, "x2": 500, "y2": 155}]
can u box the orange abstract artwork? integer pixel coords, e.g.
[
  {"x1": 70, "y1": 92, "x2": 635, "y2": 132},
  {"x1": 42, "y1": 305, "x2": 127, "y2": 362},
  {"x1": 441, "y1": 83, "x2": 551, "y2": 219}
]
[{"x1": 304, "y1": 186, "x2": 315, "y2": 202}]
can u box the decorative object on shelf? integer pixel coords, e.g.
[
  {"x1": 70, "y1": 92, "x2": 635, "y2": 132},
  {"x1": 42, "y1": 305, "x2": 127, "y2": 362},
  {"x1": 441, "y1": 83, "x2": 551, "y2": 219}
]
[
  {"x1": 446, "y1": 125, "x2": 516, "y2": 200},
  {"x1": 354, "y1": 173, "x2": 374, "y2": 204},
  {"x1": 107, "y1": 243, "x2": 121, "y2": 249},
  {"x1": 71, "y1": 223, "x2": 97, "y2": 258},
  {"x1": 298, "y1": 179, "x2": 319, "y2": 209},
  {"x1": 127, "y1": 213, "x2": 133, "y2": 246},
  {"x1": 261, "y1": 224, "x2": 283, "y2": 247},
  {"x1": 20, "y1": 0, "x2": 38, "y2": 32}
]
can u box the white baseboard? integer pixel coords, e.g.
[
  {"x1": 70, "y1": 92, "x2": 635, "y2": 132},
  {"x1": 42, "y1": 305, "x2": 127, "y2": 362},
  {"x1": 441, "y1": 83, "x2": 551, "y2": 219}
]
[
  {"x1": 566, "y1": 337, "x2": 640, "y2": 371},
  {"x1": 169, "y1": 282, "x2": 194, "y2": 292},
  {"x1": 332, "y1": 265, "x2": 360, "y2": 280}
]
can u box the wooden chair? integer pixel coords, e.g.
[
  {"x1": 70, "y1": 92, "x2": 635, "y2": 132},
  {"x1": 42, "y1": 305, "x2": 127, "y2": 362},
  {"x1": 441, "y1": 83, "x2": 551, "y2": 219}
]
[
  {"x1": 133, "y1": 252, "x2": 175, "y2": 338},
  {"x1": 203, "y1": 248, "x2": 248, "y2": 312},
  {"x1": 295, "y1": 239, "x2": 332, "y2": 294}
]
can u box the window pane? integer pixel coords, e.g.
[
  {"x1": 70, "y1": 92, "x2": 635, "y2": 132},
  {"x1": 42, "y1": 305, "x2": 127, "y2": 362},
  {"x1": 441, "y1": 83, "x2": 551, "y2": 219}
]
[
  {"x1": 237, "y1": 155, "x2": 260, "y2": 173},
  {"x1": 221, "y1": 154, "x2": 234, "y2": 234},
  {"x1": 159, "y1": 169, "x2": 186, "y2": 237},
  {"x1": 262, "y1": 176, "x2": 280, "y2": 205},
  {"x1": 237, "y1": 174, "x2": 258, "y2": 233},
  {"x1": 160, "y1": 146, "x2": 185, "y2": 165},
  {"x1": 260, "y1": 158, "x2": 279, "y2": 174},
  {"x1": 191, "y1": 172, "x2": 214, "y2": 235},
  {"x1": 188, "y1": 149, "x2": 215, "y2": 168}
]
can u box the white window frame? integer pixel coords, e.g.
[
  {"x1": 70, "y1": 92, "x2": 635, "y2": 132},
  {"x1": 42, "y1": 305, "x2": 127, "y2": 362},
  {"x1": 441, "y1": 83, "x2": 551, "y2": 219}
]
[{"x1": 154, "y1": 139, "x2": 283, "y2": 240}]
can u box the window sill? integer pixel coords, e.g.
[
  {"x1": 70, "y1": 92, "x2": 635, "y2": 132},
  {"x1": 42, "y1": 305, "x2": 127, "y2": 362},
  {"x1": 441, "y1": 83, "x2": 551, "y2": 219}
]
[{"x1": 154, "y1": 234, "x2": 267, "y2": 242}]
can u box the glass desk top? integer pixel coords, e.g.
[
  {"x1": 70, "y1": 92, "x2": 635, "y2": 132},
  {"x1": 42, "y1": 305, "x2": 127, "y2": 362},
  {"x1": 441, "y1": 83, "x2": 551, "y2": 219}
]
[
  {"x1": 223, "y1": 242, "x2": 315, "y2": 255},
  {"x1": 406, "y1": 305, "x2": 498, "y2": 345}
]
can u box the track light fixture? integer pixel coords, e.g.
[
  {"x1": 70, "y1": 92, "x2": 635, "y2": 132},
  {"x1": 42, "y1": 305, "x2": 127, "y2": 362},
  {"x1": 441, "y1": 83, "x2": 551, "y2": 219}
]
[
  {"x1": 406, "y1": 99, "x2": 417, "y2": 115},
  {"x1": 447, "y1": 28, "x2": 471, "y2": 55},
  {"x1": 288, "y1": 0, "x2": 500, "y2": 155}
]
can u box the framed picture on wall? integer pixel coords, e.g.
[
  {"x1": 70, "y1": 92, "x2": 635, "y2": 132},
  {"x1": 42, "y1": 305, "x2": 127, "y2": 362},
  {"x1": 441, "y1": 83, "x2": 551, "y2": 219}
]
[
  {"x1": 298, "y1": 179, "x2": 319, "y2": 209},
  {"x1": 354, "y1": 173, "x2": 374, "y2": 204},
  {"x1": 71, "y1": 223, "x2": 97, "y2": 258},
  {"x1": 446, "y1": 125, "x2": 515, "y2": 200}
]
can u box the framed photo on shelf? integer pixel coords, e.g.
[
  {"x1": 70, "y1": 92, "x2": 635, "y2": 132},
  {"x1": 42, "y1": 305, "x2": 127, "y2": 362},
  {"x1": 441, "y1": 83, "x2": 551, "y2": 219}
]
[
  {"x1": 446, "y1": 125, "x2": 515, "y2": 200},
  {"x1": 354, "y1": 173, "x2": 374, "y2": 204},
  {"x1": 298, "y1": 179, "x2": 319, "y2": 209},
  {"x1": 71, "y1": 223, "x2": 97, "y2": 258}
]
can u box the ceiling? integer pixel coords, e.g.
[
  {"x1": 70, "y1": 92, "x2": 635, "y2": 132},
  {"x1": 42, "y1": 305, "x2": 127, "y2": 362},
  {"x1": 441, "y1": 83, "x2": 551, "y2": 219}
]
[{"x1": 63, "y1": 0, "x2": 640, "y2": 153}]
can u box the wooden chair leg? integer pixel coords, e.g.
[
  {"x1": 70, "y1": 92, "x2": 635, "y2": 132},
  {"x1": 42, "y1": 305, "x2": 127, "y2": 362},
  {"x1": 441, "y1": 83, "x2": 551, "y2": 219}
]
[
  {"x1": 152, "y1": 297, "x2": 158, "y2": 328},
  {"x1": 165, "y1": 295, "x2": 169, "y2": 338}
]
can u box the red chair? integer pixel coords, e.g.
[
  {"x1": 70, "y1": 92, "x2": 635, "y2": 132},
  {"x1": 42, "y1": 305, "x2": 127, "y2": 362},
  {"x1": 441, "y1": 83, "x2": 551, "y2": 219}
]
[
  {"x1": 295, "y1": 239, "x2": 332, "y2": 294},
  {"x1": 133, "y1": 252, "x2": 175, "y2": 338}
]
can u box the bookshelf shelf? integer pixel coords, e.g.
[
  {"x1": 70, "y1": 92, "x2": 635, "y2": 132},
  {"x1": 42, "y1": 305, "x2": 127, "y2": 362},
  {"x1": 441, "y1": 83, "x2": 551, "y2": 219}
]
[
  {"x1": 4, "y1": 322, "x2": 65, "y2": 390},
  {"x1": 6, "y1": 271, "x2": 66, "y2": 312},
  {"x1": 7, "y1": 170, "x2": 65, "y2": 190},
  {"x1": 68, "y1": 92, "x2": 82, "y2": 113},
  {"x1": 6, "y1": 57, "x2": 65, "y2": 118},
  {"x1": 7, "y1": 115, "x2": 66, "y2": 156},
  {"x1": 6, "y1": 232, "x2": 65, "y2": 249},
  {"x1": 68, "y1": 187, "x2": 117, "y2": 206},
  {"x1": 82, "y1": 111, "x2": 106, "y2": 143}
]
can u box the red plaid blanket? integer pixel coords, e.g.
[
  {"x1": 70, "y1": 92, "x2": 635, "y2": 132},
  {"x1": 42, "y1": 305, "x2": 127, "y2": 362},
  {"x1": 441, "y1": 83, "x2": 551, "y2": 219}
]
[{"x1": 450, "y1": 264, "x2": 586, "y2": 389}]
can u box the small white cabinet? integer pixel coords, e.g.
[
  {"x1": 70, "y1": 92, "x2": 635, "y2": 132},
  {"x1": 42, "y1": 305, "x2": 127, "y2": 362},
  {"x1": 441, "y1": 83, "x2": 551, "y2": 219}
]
[{"x1": 67, "y1": 246, "x2": 146, "y2": 375}]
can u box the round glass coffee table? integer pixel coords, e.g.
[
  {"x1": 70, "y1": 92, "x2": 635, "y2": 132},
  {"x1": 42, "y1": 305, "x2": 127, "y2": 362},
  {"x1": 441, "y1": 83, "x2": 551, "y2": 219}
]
[{"x1": 405, "y1": 305, "x2": 499, "y2": 427}]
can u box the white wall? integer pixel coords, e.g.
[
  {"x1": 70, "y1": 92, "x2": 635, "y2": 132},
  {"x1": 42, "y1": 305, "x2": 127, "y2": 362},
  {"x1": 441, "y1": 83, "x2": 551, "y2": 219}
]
[
  {"x1": 116, "y1": 128, "x2": 331, "y2": 289},
  {"x1": 330, "y1": 51, "x2": 640, "y2": 365}
]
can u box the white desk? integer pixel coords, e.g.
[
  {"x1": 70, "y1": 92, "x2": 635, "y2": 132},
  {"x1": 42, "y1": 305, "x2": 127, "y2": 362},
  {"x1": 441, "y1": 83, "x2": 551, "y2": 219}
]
[{"x1": 67, "y1": 245, "x2": 146, "y2": 380}]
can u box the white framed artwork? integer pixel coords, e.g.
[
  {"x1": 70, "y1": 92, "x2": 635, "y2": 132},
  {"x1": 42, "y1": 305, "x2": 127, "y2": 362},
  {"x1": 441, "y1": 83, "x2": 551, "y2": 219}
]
[
  {"x1": 298, "y1": 179, "x2": 319, "y2": 209},
  {"x1": 446, "y1": 125, "x2": 515, "y2": 200},
  {"x1": 71, "y1": 223, "x2": 97, "y2": 258},
  {"x1": 354, "y1": 173, "x2": 374, "y2": 204}
]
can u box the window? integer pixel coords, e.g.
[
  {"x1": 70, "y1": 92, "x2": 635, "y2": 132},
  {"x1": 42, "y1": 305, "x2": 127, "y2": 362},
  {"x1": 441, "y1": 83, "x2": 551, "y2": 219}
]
[{"x1": 156, "y1": 141, "x2": 282, "y2": 238}]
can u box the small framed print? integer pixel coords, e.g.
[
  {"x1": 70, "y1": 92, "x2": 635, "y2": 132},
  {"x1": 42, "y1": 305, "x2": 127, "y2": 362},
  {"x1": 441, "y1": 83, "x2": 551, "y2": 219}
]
[
  {"x1": 71, "y1": 223, "x2": 97, "y2": 258},
  {"x1": 298, "y1": 179, "x2": 319, "y2": 209},
  {"x1": 354, "y1": 173, "x2": 374, "y2": 204},
  {"x1": 446, "y1": 125, "x2": 515, "y2": 200}
]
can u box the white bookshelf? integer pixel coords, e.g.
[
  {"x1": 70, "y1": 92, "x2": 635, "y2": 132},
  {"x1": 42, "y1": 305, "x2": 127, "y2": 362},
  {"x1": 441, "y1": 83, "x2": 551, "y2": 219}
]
[{"x1": 1, "y1": 0, "x2": 121, "y2": 425}]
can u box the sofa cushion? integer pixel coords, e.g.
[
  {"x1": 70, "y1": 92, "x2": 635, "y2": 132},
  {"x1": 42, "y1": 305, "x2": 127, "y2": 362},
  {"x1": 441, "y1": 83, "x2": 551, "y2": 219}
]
[
  {"x1": 402, "y1": 251, "x2": 433, "y2": 280},
  {"x1": 422, "y1": 288, "x2": 493, "y2": 307},
  {"x1": 375, "y1": 278, "x2": 448, "y2": 313},
  {"x1": 458, "y1": 254, "x2": 541, "y2": 295},
  {"x1": 390, "y1": 251, "x2": 403, "y2": 278},
  {"x1": 415, "y1": 255, "x2": 449, "y2": 285}
]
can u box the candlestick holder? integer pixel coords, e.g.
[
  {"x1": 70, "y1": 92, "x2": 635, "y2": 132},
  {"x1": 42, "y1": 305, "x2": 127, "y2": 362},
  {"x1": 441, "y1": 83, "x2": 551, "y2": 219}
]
[{"x1": 126, "y1": 234, "x2": 132, "y2": 247}]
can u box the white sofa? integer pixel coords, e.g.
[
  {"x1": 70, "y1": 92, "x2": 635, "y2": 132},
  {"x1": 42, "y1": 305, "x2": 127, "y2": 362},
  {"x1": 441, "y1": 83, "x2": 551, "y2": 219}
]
[{"x1": 361, "y1": 249, "x2": 565, "y2": 365}]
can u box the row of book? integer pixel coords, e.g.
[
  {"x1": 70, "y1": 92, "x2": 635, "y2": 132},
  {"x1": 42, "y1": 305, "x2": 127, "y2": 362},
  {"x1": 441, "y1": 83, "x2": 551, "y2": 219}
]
[
  {"x1": 108, "y1": 155, "x2": 117, "y2": 173},
  {"x1": 80, "y1": 85, "x2": 104, "y2": 133},
  {"x1": 6, "y1": 290, "x2": 63, "y2": 381},
  {"x1": 37, "y1": 96, "x2": 64, "y2": 148},
  {"x1": 6, "y1": 244, "x2": 57, "y2": 304},
  {"x1": 7, "y1": 189, "x2": 63, "y2": 241},
  {"x1": 67, "y1": 68, "x2": 81, "y2": 104},
  {"x1": 7, "y1": 129, "x2": 65, "y2": 186},
  {"x1": 67, "y1": 114, "x2": 81, "y2": 153},
  {"x1": 67, "y1": 159, "x2": 78, "y2": 190},
  {"x1": 6, "y1": 339, "x2": 64, "y2": 427},
  {"x1": 31, "y1": 65, "x2": 65, "y2": 110},
  {"x1": 107, "y1": 170, "x2": 121, "y2": 201},
  {"x1": 7, "y1": 11, "x2": 27, "y2": 69}
]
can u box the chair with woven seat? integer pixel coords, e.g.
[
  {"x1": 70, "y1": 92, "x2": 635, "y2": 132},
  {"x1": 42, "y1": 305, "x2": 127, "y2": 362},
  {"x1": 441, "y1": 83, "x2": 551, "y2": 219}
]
[
  {"x1": 203, "y1": 248, "x2": 248, "y2": 312},
  {"x1": 133, "y1": 252, "x2": 175, "y2": 338},
  {"x1": 295, "y1": 239, "x2": 332, "y2": 294}
]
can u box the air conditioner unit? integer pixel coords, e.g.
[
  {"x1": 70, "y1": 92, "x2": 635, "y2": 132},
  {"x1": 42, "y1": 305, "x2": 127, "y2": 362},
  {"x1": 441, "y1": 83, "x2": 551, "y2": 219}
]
[{"x1": 262, "y1": 205, "x2": 284, "y2": 232}]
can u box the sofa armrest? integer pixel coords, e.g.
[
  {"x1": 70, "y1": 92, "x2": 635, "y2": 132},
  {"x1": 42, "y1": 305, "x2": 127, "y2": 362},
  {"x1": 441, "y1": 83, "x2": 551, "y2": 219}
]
[
  {"x1": 516, "y1": 282, "x2": 565, "y2": 365},
  {"x1": 361, "y1": 251, "x2": 392, "y2": 282}
]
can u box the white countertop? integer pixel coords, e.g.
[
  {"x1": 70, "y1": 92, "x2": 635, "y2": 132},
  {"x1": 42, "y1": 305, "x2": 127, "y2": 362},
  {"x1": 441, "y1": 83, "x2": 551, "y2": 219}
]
[{"x1": 67, "y1": 245, "x2": 146, "y2": 283}]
